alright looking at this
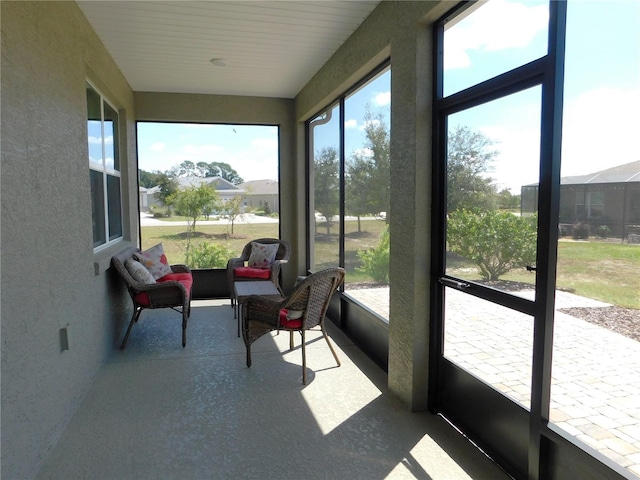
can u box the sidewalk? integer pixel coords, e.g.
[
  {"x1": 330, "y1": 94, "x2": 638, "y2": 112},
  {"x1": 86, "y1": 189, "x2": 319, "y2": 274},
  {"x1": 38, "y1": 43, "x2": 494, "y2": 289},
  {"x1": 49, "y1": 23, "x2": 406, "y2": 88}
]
[{"x1": 140, "y1": 212, "x2": 279, "y2": 227}]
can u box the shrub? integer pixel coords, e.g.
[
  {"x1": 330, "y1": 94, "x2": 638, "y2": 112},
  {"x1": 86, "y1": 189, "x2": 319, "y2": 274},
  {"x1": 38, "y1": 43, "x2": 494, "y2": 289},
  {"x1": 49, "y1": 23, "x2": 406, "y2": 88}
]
[
  {"x1": 572, "y1": 221, "x2": 590, "y2": 240},
  {"x1": 150, "y1": 205, "x2": 171, "y2": 218},
  {"x1": 447, "y1": 210, "x2": 537, "y2": 281},
  {"x1": 185, "y1": 242, "x2": 235, "y2": 269},
  {"x1": 356, "y1": 226, "x2": 389, "y2": 283},
  {"x1": 595, "y1": 224, "x2": 610, "y2": 238}
]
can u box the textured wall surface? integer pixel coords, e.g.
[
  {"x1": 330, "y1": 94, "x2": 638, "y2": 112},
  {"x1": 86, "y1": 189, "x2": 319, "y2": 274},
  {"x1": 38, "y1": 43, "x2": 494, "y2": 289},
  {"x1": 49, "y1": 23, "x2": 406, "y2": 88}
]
[{"x1": 1, "y1": 2, "x2": 137, "y2": 478}]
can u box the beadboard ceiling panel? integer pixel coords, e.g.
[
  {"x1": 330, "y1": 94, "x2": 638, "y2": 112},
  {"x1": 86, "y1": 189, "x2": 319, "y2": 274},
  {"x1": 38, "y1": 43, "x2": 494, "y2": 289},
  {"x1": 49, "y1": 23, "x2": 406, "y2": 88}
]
[{"x1": 77, "y1": 1, "x2": 380, "y2": 98}]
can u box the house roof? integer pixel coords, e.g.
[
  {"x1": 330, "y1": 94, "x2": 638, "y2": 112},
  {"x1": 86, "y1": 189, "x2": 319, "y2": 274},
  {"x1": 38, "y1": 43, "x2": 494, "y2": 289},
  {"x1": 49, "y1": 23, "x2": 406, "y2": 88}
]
[
  {"x1": 239, "y1": 179, "x2": 279, "y2": 195},
  {"x1": 75, "y1": 1, "x2": 380, "y2": 98},
  {"x1": 176, "y1": 176, "x2": 242, "y2": 191},
  {"x1": 560, "y1": 160, "x2": 640, "y2": 185}
]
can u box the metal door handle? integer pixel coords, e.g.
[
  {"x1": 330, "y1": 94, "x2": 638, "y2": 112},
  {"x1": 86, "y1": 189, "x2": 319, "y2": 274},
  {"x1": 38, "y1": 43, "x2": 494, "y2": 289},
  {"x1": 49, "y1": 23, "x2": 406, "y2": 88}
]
[{"x1": 439, "y1": 277, "x2": 470, "y2": 290}]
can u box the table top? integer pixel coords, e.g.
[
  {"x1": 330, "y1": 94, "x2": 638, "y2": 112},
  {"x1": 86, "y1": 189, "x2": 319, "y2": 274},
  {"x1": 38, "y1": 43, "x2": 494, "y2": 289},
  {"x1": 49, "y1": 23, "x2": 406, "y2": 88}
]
[{"x1": 234, "y1": 281, "x2": 281, "y2": 299}]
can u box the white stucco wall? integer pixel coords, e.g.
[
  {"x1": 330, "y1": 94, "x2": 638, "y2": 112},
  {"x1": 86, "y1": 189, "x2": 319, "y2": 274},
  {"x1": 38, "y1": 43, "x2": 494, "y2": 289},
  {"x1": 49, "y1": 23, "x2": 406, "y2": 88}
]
[{"x1": 1, "y1": 2, "x2": 138, "y2": 478}]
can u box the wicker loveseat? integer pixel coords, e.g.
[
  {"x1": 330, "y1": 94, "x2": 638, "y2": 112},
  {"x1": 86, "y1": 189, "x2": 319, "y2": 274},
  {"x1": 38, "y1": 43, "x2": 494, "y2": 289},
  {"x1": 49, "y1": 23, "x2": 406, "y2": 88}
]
[{"x1": 111, "y1": 246, "x2": 193, "y2": 349}]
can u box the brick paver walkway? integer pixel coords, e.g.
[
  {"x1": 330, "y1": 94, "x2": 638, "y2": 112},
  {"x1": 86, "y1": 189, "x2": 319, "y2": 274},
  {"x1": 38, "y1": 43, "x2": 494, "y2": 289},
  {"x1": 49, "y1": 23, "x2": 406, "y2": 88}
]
[{"x1": 346, "y1": 286, "x2": 640, "y2": 477}]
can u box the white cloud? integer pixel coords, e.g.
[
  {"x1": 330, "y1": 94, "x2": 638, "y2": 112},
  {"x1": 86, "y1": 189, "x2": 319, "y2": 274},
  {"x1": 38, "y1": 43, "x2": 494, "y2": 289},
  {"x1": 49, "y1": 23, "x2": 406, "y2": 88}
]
[
  {"x1": 250, "y1": 137, "x2": 278, "y2": 151},
  {"x1": 561, "y1": 86, "x2": 640, "y2": 176},
  {"x1": 182, "y1": 144, "x2": 224, "y2": 155},
  {"x1": 353, "y1": 147, "x2": 373, "y2": 158},
  {"x1": 374, "y1": 91, "x2": 390, "y2": 106},
  {"x1": 88, "y1": 135, "x2": 101, "y2": 145},
  {"x1": 360, "y1": 118, "x2": 381, "y2": 131},
  {"x1": 150, "y1": 142, "x2": 166, "y2": 152},
  {"x1": 445, "y1": 0, "x2": 548, "y2": 70},
  {"x1": 345, "y1": 119, "x2": 358, "y2": 129}
]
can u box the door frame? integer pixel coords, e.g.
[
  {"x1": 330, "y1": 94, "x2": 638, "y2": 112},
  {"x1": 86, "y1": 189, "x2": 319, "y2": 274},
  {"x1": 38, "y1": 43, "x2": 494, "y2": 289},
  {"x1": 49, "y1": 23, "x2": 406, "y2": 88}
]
[{"x1": 429, "y1": 2, "x2": 631, "y2": 479}]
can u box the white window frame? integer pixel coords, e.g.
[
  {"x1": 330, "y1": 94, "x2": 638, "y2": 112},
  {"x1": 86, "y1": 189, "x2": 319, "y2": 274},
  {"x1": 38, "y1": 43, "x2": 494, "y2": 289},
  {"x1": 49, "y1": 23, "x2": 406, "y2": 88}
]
[{"x1": 87, "y1": 81, "x2": 122, "y2": 250}]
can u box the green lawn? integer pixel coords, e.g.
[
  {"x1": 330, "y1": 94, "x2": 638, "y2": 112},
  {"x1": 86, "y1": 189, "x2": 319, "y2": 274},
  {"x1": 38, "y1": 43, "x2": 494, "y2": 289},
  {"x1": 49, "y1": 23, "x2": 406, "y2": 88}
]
[
  {"x1": 448, "y1": 240, "x2": 639, "y2": 309},
  {"x1": 143, "y1": 221, "x2": 639, "y2": 309},
  {"x1": 141, "y1": 222, "x2": 280, "y2": 266},
  {"x1": 142, "y1": 218, "x2": 388, "y2": 283}
]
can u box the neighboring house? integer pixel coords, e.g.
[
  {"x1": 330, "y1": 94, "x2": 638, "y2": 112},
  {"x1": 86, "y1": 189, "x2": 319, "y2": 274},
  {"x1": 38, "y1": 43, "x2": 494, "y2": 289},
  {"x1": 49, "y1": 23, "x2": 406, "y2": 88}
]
[
  {"x1": 143, "y1": 176, "x2": 246, "y2": 212},
  {"x1": 176, "y1": 175, "x2": 245, "y2": 205},
  {"x1": 146, "y1": 176, "x2": 279, "y2": 214},
  {"x1": 521, "y1": 160, "x2": 640, "y2": 238},
  {"x1": 139, "y1": 185, "x2": 161, "y2": 212},
  {"x1": 239, "y1": 179, "x2": 279, "y2": 213}
]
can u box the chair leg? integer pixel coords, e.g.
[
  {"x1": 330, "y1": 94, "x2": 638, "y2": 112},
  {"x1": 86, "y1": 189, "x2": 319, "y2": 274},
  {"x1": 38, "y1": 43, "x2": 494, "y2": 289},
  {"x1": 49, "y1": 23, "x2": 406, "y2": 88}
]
[
  {"x1": 120, "y1": 307, "x2": 142, "y2": 350},
  {"x1": 182, "y1": 308, "x2": 188, "y2": 347},
  {"x1": 301, "y1": 329, "x2": 307, "y2": 385},
  {"x1": 289, "y1": 331, "x2": 294, "y2": 350},
  {"x1": 321, "y1": 324, "x2": 341, "y2": 367},
  {"x1": 246, "y1": 344, "x2": 252, "y2": 367}
]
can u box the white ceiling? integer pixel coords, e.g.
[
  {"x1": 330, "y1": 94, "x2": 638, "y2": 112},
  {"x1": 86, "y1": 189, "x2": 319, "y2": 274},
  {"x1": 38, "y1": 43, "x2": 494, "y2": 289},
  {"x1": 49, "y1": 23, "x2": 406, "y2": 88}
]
[{"x1": 77, "y1": 1, "x2": 380, "y2": 99}]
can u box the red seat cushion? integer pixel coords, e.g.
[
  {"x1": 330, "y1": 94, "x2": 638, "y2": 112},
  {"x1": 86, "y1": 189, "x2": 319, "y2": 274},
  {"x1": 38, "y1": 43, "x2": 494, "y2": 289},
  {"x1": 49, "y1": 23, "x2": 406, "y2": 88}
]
[
  {"x1": 234, "y1": 267, "x2": 271, "y2": 279},
  {"x1": 134, "y1": 272, "x2": 193, "y2": 306},
  {"x1": 279, "y1": 309, "x2": 303, "y2": 329}
]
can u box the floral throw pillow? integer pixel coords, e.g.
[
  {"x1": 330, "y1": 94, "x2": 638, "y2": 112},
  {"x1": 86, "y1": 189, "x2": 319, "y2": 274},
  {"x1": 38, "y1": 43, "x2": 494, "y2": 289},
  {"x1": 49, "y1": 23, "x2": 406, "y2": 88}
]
[
  {"x1": 124, "y1": 259, "x2": 156, "y2": 284},
  {"x1": 247, "y1": 242, "x2": 279, "y2": 269},
  {"x1": 133, "y1": 243, "x2": 172, "y2": 280}
]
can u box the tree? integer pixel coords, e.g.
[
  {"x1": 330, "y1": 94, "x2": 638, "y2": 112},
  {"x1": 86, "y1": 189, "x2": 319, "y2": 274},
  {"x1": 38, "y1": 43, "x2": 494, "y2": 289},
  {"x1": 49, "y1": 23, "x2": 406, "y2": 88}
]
[
  {"x1": 346, "y1": 156, "x2": 375, "y2": 232},
  {"x1": 220, "y1": 195, "x2": 245, "y2": 235},
  {"x1": 447, "y1": 125, "x2": 499, "y2": 213},
  {"x1": 167, "y1": 160, "x2": 244, "y2": 184},
  {"x1": 139, "y1": 169, "x2": 164, "y2": 188},
  {"x1": 167, "y1": 160, "x2": 199, "y2": 178},
  {"x1": 496, "y1": 188, "x2": 520, "y2": 210},
  {"x1": 198, "y1": 161, "x2": 244, "y2": 184},
  {"x1": 314, "y1": 146, "x2": 340, "y2": 235},
  {"x1": 346, "y1": 108, "x2": 391, "y2": 231},
  {"x1": 447, "y1": 210, "x2": 537, "y2": 281},
  {"x1": 167, "y1": 184, "x2": 220, "y2": 255},
  {"x1": 154, "y1": 173, "x2": 179, "y2": 208},
  {"x1": 362, "y1": 109, "x2": 390, "y2": 218}
]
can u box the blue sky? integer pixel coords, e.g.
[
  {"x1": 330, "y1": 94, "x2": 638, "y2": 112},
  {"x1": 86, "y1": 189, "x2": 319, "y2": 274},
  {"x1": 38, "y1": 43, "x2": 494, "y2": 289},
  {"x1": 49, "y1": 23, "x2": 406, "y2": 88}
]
[
  {"x1": 137, "y1": 0, "x2": 638, "y2": 191},
  {"x1": 137, "y1": 123, "x2": 279, "y2": 182},
  {"x1": 444, "y1": 0, "x2": 639, "y2": 191}
]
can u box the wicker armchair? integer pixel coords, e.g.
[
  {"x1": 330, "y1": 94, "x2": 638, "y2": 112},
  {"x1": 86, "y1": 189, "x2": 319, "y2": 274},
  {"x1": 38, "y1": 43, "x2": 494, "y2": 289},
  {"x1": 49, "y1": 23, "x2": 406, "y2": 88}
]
[
  {"x1": 242, "y1": 267, "x2": 345, "y2": 384},
  {"x1": 111, "y1": 247, "x2": 193, "y2": 349},
  {"x1": 227, "y1": 238, "x2": 290, "y2": 308}
]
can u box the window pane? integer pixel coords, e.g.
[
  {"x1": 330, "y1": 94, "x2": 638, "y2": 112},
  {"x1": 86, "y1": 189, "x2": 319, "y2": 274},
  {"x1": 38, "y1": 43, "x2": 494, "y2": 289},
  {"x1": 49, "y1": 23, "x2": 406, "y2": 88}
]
[
  {"x1": 86, "y1": 84, "x2": 103, "y2": 167},
  {"x1": 310, "y1": 104, "x2": 340, "y2": 271},
  {"x1": 343, "y1": 68, "x2": 390, "y2": 320},
  {"x1": 103, "y1": 102, "x2": 119, "y2": 171},
  {"x1": 552, "y1": 1, "x2": 640, "y2": 472},
  {"x1": 107, "y1": 175, "x2": 122, "y2": 240},
  {"x1": 137, "y1": 123, "x2": 280, "y2": 269},
  {"x1": 443, "y1": 0, "x2": 549, "y2": 97},
  {"x1": 90, "y1": 169, "x2": 105, "y2": 247},
  {"x1": 445, "y1": 87, "x2": 541, "y2": 295},
  {"x1": 444, "y1": 287, "x2": 533, "y2": 409}
]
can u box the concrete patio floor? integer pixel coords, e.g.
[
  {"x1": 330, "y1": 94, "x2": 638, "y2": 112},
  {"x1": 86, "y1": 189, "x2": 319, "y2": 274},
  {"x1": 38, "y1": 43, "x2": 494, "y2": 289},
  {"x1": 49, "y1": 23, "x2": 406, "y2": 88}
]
[{"x1": 35, "y1": 300, "x2": 510, "y2": 480}]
